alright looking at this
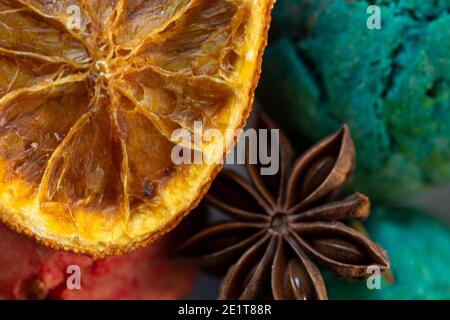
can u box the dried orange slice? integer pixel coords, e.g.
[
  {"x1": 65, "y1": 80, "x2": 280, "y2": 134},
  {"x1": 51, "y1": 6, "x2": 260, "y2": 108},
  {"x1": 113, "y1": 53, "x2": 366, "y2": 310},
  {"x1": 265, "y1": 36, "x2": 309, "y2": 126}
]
[{"x1": 0, "y1": 0, "x2": 274, "y2": 257}]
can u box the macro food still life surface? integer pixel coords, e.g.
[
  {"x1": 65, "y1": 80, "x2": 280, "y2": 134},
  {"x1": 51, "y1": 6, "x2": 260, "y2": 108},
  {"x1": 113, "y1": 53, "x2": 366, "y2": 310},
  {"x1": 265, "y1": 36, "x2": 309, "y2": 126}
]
[{"x1": 0, "y1": 0, "x2": 449, "y2": 303}]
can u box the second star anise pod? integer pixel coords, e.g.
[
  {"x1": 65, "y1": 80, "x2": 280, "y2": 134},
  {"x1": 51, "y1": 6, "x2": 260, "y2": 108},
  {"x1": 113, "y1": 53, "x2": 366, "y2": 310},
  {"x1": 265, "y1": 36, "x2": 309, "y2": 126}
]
[{"x1": 176, "y1": 113, "x2": 389, "y2": 300}]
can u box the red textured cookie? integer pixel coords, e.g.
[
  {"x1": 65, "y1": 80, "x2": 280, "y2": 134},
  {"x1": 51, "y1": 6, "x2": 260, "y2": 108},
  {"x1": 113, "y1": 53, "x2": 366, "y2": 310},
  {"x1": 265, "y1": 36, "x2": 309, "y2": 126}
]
[{"x1": 0, "y1": 223, "x2": 194, "y2": 300}]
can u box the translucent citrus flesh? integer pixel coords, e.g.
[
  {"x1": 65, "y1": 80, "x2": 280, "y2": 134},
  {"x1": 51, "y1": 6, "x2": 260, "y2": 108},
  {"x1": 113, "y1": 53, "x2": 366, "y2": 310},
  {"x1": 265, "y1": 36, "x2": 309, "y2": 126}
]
[{"x1": 0, "y1": 0, "x2": 274, "y2": 257}]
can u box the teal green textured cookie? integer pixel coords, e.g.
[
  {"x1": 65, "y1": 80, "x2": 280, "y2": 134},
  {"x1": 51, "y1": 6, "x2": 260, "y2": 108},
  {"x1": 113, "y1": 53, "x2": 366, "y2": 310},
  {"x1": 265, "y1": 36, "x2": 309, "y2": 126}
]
[
  {"x1": 323, "y1": 207, "x2": 450, "y2": 299},
  {"x1": 258, "y1": 0, "x2": 450, "y2": 201}
]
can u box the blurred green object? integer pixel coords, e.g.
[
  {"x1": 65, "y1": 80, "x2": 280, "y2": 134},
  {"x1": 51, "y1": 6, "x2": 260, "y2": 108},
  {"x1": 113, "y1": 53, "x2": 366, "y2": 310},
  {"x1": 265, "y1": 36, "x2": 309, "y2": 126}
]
[
  {"x1": 259, "y1": 0, "x2": 450, "y2": 201},
  {"x1": 323, "y1": 207, "x2": 450, "y2": 299}
]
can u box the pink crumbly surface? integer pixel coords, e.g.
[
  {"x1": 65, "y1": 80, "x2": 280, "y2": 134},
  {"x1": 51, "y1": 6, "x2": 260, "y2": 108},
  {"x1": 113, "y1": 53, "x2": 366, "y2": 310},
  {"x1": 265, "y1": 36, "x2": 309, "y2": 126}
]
[{"x1": 0, "y1": 223, "x2": 194, "y2": 300}]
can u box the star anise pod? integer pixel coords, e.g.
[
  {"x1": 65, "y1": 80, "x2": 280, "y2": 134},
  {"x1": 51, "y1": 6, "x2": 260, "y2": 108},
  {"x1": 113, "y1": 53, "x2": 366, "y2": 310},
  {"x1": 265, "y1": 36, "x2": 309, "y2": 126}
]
[{"x1": 176, "y1": 113, "x2": 389, "y2": 300}]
